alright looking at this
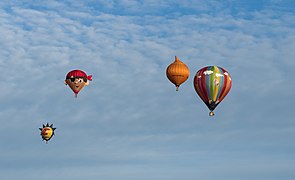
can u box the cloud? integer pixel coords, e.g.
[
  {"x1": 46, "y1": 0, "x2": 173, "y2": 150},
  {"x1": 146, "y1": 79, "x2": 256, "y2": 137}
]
[{"x1": 0, "y1": 1, "x2": 295, "y2": 179}]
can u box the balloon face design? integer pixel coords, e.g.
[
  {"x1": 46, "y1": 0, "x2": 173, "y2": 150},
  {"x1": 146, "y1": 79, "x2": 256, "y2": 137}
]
[
  {"x1": 65, "y1": 77, "x2": 88, "y2": 95},
  {"x1": 39, "y1": 123, "x2": 56, "y2": 143},
  {"x1": 41, "y1": 128, "x2": 53, "y2": 139},
  {"x1": 64, "y1": 70, "x2": 92, "y2": 97},
  {"x1": 166, "y1": 56, "x2": 190, "y2": 91},
  {"x1": 193, "y1": 66, "x2": 232, "y2": 116}
]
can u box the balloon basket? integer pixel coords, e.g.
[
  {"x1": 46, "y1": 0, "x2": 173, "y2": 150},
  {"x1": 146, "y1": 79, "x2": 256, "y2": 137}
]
[{"x1": 209, "y1": 111, "x2": 215, "y2": 116}]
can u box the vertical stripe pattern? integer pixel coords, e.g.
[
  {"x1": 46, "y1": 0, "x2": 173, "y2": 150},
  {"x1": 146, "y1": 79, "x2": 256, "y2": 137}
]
[{"x1": 193, "y1": 66, "x2": 232, "y2": 111}]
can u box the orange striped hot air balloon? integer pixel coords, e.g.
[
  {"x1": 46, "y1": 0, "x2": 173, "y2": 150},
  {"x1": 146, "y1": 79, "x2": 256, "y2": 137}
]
[{"x1": 166, "y1": 56, "x2": 190, "y2": 91}]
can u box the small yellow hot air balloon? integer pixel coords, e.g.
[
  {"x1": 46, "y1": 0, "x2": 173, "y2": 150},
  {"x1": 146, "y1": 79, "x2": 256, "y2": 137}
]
[
  {"x1": 166, "y1": 56, "x2": 190, "y2": 91},
  {"x1": 39, "y1": 123, "x2": 56, "y2": 144}
]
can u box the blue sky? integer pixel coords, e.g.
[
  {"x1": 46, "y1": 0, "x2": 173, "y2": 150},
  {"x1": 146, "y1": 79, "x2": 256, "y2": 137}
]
[{"x1": 0, "y1": 0, "x2": 294, "y2": 179}]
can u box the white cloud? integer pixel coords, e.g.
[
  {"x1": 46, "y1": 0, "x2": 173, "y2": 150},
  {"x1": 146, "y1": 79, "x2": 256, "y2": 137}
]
[{"x1": 0, "y1": 1, "x2": 295, "y2": 179}]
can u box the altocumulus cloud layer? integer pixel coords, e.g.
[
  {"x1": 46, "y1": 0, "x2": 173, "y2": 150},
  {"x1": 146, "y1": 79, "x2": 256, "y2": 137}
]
[{"x1": 0, "y1": 1, "x2": 295, "y2": 180}]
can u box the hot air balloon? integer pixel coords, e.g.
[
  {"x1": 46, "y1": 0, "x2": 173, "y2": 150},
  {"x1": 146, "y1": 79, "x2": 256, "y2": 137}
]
[
  {"x1": 64, "y1": 70, "x2": 92, "y2": 97},
  {"x1": 39, "y1": 123, "x2": 56, "y2": 144},
  {"x1": 193, "y1": 66, "x2": 232, "y2": 116},
  {"x1": 166, "y1": 56, "x2": 190, "y2": 91}
]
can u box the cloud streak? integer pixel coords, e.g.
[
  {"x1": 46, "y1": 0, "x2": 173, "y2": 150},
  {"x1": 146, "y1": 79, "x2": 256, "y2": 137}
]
[{"x1": 0, "y1": 1, "x2": 294, "y2": 180}]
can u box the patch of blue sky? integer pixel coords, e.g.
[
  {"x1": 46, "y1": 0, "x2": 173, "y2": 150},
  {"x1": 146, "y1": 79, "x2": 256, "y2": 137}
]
[
  {"x1": 77, "y1": 0, "x2": 294, "y2": 17},
  {"x1": 228, "y1": 0, "x2": 295, "y2": 18},
  {"x1": 2, "y1": 0, "x2": 294, "y2": 17}
]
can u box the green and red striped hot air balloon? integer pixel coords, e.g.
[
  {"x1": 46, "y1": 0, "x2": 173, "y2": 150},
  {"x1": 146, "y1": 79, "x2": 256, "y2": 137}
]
[{"x1": 193, "y1": 66, "x2": 232, "y2": 116}]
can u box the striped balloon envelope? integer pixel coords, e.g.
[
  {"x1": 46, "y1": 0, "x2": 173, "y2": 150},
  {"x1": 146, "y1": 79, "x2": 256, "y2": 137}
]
[{"x1": 193, "y1": 66, "x2": 232, "y2": 116}]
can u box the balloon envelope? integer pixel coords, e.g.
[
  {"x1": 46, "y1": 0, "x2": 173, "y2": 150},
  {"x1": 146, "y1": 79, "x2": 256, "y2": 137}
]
[
  {"x1": 193, "y1": 66, "x2": 232, "y2": 116},
  {"x1": 166, "y1": 56, "x2": 190, "y2": 91},
  {"x1": 64, "y1": 70, "x2": 92, "y2": 97},
  {"x1": 39, "y1": 123, "x2": 56, "y2": 143}
]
